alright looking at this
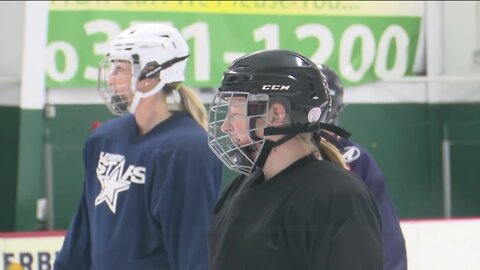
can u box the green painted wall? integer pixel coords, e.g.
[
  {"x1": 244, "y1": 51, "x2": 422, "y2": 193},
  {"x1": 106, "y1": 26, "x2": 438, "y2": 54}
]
[
  {"x1": 15, "y1": 109, "x2": 45, "y2": 231},
  {"x1": 3, "y1": 102, "x2": 480, "y2": 230},
  {"x1": 44, "y1": 105, "x2": 114, "y2": 229},
  {"x1": 340, "y1": 104, "x2": 437, "y2": 218},
  {"x1": 0, "y1": 106, "x2": 20, "y2": 231},
  {"x1": 442, "y1": 119, "x2": 480, "y2": 217},
  {"x1": 340, "y1": 104, "x2": 480, "y2": 218}
]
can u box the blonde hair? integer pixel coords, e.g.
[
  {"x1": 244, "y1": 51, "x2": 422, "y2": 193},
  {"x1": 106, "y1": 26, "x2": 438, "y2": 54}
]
[
  {"x1": 297, "y1": 133, "x2": 347, "y2": 169},
  {"x1": 164, "y1": 83, "x2": 208, "y2": 131},
  {"x1": 317, "y1": 139, "x2": 347, "y2": 169},
  {"x1": 271, "y1": 100, "x2": 346, "y2": 169}
]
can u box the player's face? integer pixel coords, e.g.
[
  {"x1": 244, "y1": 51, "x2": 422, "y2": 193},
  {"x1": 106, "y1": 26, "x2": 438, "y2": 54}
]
[
  {"x1": 221, "y1": 97, "x2": 251, "y2": 146},
  {"x1": 108, "y1": 60, "x2": 133, "y2": 103}
]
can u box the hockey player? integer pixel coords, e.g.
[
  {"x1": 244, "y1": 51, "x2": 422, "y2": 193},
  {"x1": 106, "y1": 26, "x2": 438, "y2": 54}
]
[
  {"x1": 207, "y1": 49, "x2": 383, "y2": 270},
  {"x1": 55, "y1": 23, "x2": 222, "y2": 270}
]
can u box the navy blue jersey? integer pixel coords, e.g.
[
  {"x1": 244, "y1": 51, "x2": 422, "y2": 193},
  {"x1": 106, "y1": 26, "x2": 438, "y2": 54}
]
[
  {"x1": 55, "y1": 112, "x2": 222, "y2": 270},
  {"x1": 338, "y1": 138, "x2": 407, "y2": 270}
]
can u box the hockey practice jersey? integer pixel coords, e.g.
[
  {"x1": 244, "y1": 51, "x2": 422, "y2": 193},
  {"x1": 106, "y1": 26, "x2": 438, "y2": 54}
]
[{"x1": 55, "y1": 112, "x2": 222, "y2": 270}]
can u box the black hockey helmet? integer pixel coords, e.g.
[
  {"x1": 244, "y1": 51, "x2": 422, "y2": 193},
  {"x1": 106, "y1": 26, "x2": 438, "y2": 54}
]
[
  {"x1": 208, "y1": 50, "x2": 338, "y2": 175},
  {"x1": 219, "y1": 49, "x2": 332, "y2": 129}
]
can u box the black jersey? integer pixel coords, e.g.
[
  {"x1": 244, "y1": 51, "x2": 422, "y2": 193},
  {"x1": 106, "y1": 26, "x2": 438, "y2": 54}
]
[{"x1": 209, "y1": 155, "x2": 383, "y2": 270}]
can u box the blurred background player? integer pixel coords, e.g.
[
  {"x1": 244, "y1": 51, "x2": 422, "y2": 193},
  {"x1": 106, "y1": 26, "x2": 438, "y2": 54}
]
[
  {"x1": 208, "y1": 49, "x2": 383, "y2": 270},
  {"x1": 54, "y1": 23, "x2": 222, "y2": 270},
  {"x1": 318, "y1": 64, "x2": 407, "y2": 270}
]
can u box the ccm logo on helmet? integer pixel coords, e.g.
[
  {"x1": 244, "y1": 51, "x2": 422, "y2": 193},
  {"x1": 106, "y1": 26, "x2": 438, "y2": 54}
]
[{"x1": 262, "y1": 84, "x2": 291, "y2": 91}]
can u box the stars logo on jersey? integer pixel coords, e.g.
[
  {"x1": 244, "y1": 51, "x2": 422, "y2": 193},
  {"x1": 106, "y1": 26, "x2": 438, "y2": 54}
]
[
  {"x1": 95, "y1": 152, "x2": 146, "y2": 214},
  {"x1": 342, "y1": 146, "x2": 361, "y2": 164}
]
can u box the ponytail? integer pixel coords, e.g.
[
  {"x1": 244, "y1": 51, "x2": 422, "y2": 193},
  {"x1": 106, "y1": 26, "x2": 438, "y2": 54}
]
[
  {"x1": 317, "y1": 139, "x2": 347, "y2": 169},
  {"x1": 164, "y1": 83, "x2": 208, "y2": 131},
  {"x1": 297, "y1": 133, "x2": 347, "y2": 169}
]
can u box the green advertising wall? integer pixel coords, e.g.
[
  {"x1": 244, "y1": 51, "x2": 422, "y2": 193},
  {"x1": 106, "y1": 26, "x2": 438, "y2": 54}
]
[{"x1": 46, "y1": 2, "x2": 423, "y2": 89}]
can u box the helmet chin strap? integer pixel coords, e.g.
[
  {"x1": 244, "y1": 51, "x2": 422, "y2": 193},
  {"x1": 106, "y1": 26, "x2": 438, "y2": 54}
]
[
  {"x1": 253, "y1": 123, "x2": 351, "y2": 171},
  {"x1": 128, "y1": 80, "x2": 167, "y2": 114},
  {"x1": 250, "y1": 120, "x2": 298, "y2": 171},
  {"x1": 254, "y1": 135, "x2": 296, "y2": 171},
  {"x1": 128, "y1": 55, "x2": 189, "y2": 114}
]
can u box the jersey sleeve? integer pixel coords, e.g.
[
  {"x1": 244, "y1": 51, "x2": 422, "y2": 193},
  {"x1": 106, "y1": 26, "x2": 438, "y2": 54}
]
[
  {"x1": 309, "y1": 183, "x2": 384, "y2": 270},
  {"x1": 54, "y1": 146, "x2": 92, "y2": 270},
  {"x1": 54, "y1": 185, "x2": 92, "y2": 270},
  {"x1": 349, "y1": 144, "x2": 407, "y2": 270},
  {"x1": 150, "y1": 146, "x2": 222, "y2": 270}
]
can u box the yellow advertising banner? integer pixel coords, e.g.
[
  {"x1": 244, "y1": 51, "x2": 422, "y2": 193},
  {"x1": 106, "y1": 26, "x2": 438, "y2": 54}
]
[
  {"x1": 0, "y1": 232, "x2": 64, "y2": 270},
  {"x1": 49, "y1": 1, "x2": 423, "y2": 16}
]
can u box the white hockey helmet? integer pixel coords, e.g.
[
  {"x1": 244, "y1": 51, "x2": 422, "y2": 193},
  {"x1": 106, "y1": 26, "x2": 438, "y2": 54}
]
[{"x1": 98, "y1": 23, "x2": 189, "y2": 115}]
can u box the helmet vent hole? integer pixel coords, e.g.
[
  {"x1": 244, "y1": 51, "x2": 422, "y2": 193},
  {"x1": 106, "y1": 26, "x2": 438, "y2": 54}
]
[{"x1": 224, "y1": 74, "x2": 251, "y2": 85}]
